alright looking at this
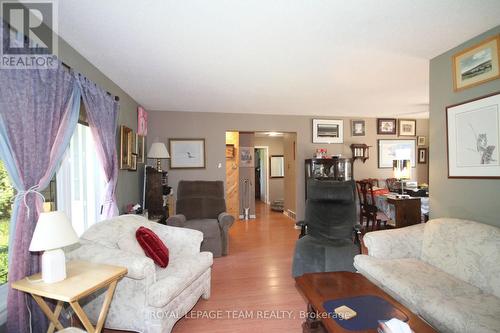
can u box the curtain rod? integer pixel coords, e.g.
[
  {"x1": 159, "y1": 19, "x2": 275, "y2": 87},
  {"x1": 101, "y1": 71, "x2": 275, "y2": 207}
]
[{"x1": 62, "y1": 61, "x2": 120, "y2": 102}]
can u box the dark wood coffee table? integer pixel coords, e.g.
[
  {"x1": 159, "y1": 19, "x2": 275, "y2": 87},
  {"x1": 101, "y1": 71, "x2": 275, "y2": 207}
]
[{"x1": 295, "y1": 272, "x2": 436, "y2": 333}]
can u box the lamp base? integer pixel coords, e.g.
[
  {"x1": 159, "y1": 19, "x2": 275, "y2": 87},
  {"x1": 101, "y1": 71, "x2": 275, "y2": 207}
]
[
  {"x1": 156, "y1": 159, "x2": 163, "y2": 172},
  {"x1": 41, "y1": 248, "x2": 66, "y2": 283}
]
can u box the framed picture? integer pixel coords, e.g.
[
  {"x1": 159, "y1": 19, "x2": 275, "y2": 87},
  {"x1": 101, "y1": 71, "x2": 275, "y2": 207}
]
[
  {"x1": 351, "y1": 120, "x2": 365, "y2": 136},
  {"x1": 129, "y1": 154, "x2": 138, "y2": 171},
  {"x1": 239, "y1": 147, "x2": 254, "y2": 168},
  {"x1": 399, "y1": 119, "x2": 417, "y2": 137},
  {"x1": 377, "y1": 118, "x2": 397, "y2": 135},
  {"x1": 226, "y1": 144, "x2": 235, "y2": 158},
  {"x1": 417, "y1": 136, "x2": 426, "y2": 146},
  {"x1": 312, "y1": 119, "x2": 343, "y2": 143},
  {"x1": 169, "y1": 139, "x2": 206, "y2": 169},
  {"x1": 137, "y1": 134, "x2": 145, "y2": 163},
  {"x1": 120, "y1": 125, "x2": 133, "y2": 169},
  {"x1": 270, "y1": 155, "x2": 285, "y2": 178},
  {"x1": 453, "y1": 35, "x2": 500, "y2": 91},
  {"x1": 137, "y1": 106, "x2": 148, "y2": 136},
  {"x1": 446, "y1": 91, "x2": 500, "y2": 178},
  {"x1": 418, "y1": 148, "x2": 427, "y2": 164},
  {"x1": 378, "y1": 139, "x2": 416, "y2": 168}
]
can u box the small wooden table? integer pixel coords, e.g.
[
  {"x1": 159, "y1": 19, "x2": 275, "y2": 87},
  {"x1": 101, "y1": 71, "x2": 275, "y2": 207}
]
[
  {"x1": 12, "y1": 260, "x2": 127, "y2": 333},
  {"x1": 386, "y1": 197, "x2": 421, "y2": 228},
  {"x1": 295, "y1": 272, "x2": 436, "y2": 333}
]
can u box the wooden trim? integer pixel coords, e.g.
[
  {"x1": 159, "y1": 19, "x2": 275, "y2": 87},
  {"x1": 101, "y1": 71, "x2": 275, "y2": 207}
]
[
  {"x1": 168, "y1": 138, "x2": 207, "y2": 169},
  {"x1": 452, "y1": 35, "x2": 500, "y2": 92},
  {"x1": 445, "y1": 91, "x2": 500, "y2": 179}
]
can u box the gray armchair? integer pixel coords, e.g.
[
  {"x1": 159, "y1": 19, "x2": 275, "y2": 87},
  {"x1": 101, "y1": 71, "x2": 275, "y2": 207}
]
[
  {"x1": 166, "y1": 180, "x2": 235, "y2": 257},
  {"x1": 292, "y1": 179, "x2": 361, "y2": 277}
]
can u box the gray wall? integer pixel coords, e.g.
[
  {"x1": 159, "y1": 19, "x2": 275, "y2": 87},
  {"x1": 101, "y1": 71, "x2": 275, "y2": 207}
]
[
  {"x1": 255, "y1": 136, "x2": 285, "y2": 203},
  {"x1": 429, "y1": 25, "x2": 500, "y2": 226},
  {"x1": 148, "y1": 111, "x2": 429, "y2": 220},
  {"x1": 58, "y1": 38, "x2": 142, "y2": 212}
]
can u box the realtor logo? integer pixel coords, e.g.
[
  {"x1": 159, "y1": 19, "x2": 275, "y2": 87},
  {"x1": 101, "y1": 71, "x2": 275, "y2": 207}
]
[{"x1": 1, "y1": 0, "x2": 58, "y2": 69}]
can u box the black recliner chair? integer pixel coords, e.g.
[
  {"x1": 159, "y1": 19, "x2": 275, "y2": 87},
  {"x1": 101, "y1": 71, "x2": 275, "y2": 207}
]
[{"x1": 292, "y1": 179, "x2": 361, "y2": 277}]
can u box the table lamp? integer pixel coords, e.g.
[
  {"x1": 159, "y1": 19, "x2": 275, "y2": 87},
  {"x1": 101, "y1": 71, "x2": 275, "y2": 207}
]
[
  {"x1": 29, "y1": 211, "x2": 78, "y2": 283},
  {"x1": 147, "y1": 142, "x2": 170, "y2": 172},
  {"x1": 393, "y1": 159, "x2": 411, "y2": 197}
]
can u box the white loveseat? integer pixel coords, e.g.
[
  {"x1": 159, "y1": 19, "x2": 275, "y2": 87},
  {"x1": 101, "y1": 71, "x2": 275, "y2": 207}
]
[
  {"x1": 66, "y1": 215, "x2": 213, "y2": 333},
  {"x1": 354, "y1": 218, "x2": 500, "y2": 333}
]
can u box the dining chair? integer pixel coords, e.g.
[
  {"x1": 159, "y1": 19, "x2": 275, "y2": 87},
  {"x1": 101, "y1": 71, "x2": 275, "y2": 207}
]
[
  {"x1": 385, "y1": 177, "x2": 399, "y2": 192},
  {"x1": 365, "y1": 178, "x2": 380, "y2": 187},
  {"x1": 355, "y1": 180, "x2": 388, "y2": 231}
]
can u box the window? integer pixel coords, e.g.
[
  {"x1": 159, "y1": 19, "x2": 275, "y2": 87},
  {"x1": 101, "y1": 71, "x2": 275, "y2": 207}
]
[
  {"x1": 57, "y1": 123, "x2": 106, "y2": 236},
  {"x1": 0, "y1": 160, "x2": 13, "y2": 285}
]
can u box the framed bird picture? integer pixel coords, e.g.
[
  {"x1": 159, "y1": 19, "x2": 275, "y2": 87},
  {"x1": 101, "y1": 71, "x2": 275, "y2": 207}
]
[{"x1": 169, "y1": 138, "x2": 206, "y2": 169}]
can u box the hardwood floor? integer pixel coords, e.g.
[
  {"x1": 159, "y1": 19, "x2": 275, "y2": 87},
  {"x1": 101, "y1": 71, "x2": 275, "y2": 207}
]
[{"x1": 106, "y1": 201, "x2": 304, "y2": 333}]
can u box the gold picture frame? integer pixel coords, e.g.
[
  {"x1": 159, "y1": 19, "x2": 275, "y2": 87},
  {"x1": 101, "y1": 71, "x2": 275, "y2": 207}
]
[
  {"x1": 453, "y1": 35, "x2": 500, "y2": 91},
  {"x1": 120, "y1": 125, "x2": 133, "y2": 169}
]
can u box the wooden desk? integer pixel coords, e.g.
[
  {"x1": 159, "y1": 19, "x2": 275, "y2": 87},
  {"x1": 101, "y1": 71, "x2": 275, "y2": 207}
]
[
  {"x1": 12, "y1": 260, "x2": 127, "y2": 333},
  {"x1": 386, "y1": 197, "x2": 421, "y2": 228},
  {"x1": 295, "y1": 272, "x2": 436, "y2": 333}
]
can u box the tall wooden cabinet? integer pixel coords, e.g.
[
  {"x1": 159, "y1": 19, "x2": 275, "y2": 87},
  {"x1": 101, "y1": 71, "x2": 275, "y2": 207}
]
[{"x1": 145, "y1": 166, "x2": 170, "y2": 221}]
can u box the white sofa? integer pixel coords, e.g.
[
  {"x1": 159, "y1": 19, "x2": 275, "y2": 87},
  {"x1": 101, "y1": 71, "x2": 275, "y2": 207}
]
[
  {"x1": 354, "y1": 218, "x2": 500, "y2": 333},
  {"x1": 66, "y1": 215, "x2": 213, "y2": 333}
]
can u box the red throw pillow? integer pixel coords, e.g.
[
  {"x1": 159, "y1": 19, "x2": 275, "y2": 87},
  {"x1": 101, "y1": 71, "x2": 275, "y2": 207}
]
[{"x1": 136, "y1": 226, "x2": 169, "y2": 268}]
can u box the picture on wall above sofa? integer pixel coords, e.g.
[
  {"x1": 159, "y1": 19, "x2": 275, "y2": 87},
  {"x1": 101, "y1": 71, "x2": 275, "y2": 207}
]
[
  {"x1": 446, "y1": 91, "x2": 500, "y2": 178},
  {"x1": 452, "y1": 35, "x2": 500, "y2": 91}
]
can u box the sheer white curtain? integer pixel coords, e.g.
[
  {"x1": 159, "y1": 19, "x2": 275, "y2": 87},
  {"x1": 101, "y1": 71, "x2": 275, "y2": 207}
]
[{"x1": 56, "y1": 124, "x2": 106, "y2": 236}]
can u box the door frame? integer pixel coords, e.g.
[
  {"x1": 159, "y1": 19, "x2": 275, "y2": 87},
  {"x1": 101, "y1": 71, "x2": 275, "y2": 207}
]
[{"x1": 255, "y1": 146, "x2": 269, "y2": 204}]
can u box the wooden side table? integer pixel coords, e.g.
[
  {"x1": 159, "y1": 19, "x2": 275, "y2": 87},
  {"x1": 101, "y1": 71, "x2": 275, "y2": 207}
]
[
  {"x1": 12, "y1": 260, "x2": 127, "y2": 333},
  {"x1": 386, "y1": 196, "x2": 421, "y2": 228}
]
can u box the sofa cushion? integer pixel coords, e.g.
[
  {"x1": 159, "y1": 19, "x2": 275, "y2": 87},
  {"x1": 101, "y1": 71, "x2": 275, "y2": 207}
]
[
  {"x1": 117, "y1": 231, "x2": 145, "y2": 256},
  {"x1": 419, "y1": 292, "x2": 500, "y2": 333},
  {"x1": 421, "y1": 218, "x2": 500, "y2": 298},
  {"x1": 136, "y1": 227, "x2": 170, "y2": 268},
  {"x1": 184, "y1": 219, "x2": 221, "y2": 239},
  {"x1": 354, "y1": 256, "x2": 483, "y2": 315},
  {"x1": 148, "y1": 252, "x2": 213, "y2": 307}
]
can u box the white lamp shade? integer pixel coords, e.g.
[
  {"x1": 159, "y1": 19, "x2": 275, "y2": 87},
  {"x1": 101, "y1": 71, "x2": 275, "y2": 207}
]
[
  {"x1": 29, "y1": 211, "x2": 79, "y2": 252},
  {"x1": 147, "y1": 142, "x2": 170, "y2": 159},
  {"x1": 393, "y1": 159, "x2": 411, "y2": 180}
]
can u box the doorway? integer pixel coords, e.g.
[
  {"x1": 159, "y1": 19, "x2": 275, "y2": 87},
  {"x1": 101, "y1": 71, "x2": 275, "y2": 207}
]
[
  {"x1": 254, "y1": 146, "x2": 269, "y2": 204},
  {"x1": 225, "y1": 131, "x2": 297, "y2": 220}
]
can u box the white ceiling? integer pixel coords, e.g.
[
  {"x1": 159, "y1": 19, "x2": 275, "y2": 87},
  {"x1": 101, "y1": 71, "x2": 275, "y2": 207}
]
[{"x1": 58, "y1": 1, "x2": 500, "y2": 118}]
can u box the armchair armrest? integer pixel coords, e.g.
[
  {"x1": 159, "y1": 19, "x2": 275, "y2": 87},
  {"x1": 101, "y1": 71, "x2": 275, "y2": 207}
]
[
  {"x1": 66, "y1": 242, "x2": 155, "y2": 281},
  {"x1": 363, "y1": 223, "x2": 425, "y2": 259},
  {"x1": 152, "y1": 225, "x2": 203, "y2": 257},
  {"x1": 217, "y1": 212, "x2": 235, "y2": 229},
  {"x1": 165, "y1": 214, "x2": 187, "y2": 227}
]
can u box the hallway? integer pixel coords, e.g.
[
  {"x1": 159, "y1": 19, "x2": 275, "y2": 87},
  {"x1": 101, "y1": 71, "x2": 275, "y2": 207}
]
[{"x1": 171, "y1": 202, "x2": 304, "y2": 332}]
